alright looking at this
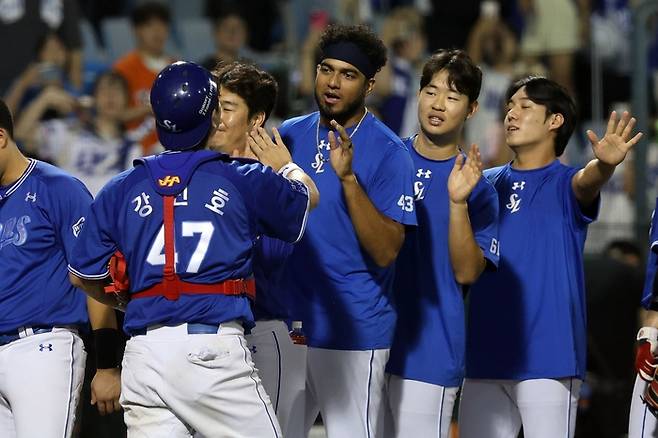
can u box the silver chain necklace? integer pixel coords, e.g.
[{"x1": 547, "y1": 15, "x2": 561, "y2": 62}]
[{"x1": 314, "y1": 108, "x2": 369, "y2": 164}]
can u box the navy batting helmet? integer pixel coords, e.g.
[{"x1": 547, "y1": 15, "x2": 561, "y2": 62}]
[{"x1": 150, "y1": 61, "x2": 218, "y2": 150}]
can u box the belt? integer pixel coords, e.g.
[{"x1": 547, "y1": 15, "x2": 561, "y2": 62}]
[
  {"x1": 132, "y1": 322, "x2": 226, "y2": 337},
  {"x1": 0, "y1": 326, "x2": 55, "y2": 346}
]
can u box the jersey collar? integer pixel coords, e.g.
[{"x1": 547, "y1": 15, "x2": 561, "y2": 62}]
[{"x1": 0, "y1": 159, "x2": 36, "y2": 202}]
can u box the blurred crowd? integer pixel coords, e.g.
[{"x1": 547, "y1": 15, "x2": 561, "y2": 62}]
[{"x1": 2, "y1": 0, "x2": 657, "y2": 254}]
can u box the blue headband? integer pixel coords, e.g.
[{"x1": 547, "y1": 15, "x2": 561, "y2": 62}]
[{"x1": 322, "y1": 42, "x2": 377, "y2": 79}]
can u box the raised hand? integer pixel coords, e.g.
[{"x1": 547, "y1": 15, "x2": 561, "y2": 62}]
[
  {"x1": 586, "y1": 111, "x2": 643, "y2": 166},
  {"x1": 247, "y1": 126, "x2": 292, "y2": 172},
  {"x1": 448, "y1": 144, "x2": 483, "y2": 204},
  {"x1": 328, "y1": 119, "x2": 355, "y2": 181}
]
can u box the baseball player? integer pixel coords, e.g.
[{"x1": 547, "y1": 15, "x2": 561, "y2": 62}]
[
  {"x1": 385, "y1": 49, "x2": 500, "y2": 438},
  {"x1": 459, "y1": 76, "x2": 643, "y2": 438},
  {"x1": 0, "y1": 98, "x2": 90, "y2": 437},
  {"x1": 68, "y1": 61, "x2": 318, "y2": 438},
  {"x1": 277, "y1": 24, "x2": 417, "y2": 438},
  {"x1": 208, "y1": 61, "x2": 308, "y2": 438},
  {"x1": 628, "y1": 199, "x2": 658, "y2": 438}
]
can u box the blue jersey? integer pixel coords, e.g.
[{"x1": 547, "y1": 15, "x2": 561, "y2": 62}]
[
  {"x1": 641, "y1": 199, "x2": 658, "y2": 309},
  {"x1": 387, "y1": 138, "x2": 500, "y2": 387},
  {"x1": 0, "y1": 160, "x2": 91, "y2": 332},
  {"x1": 466, "y1": 160, "x2": 598, "y2": 380},
  {"x1": 278, "y1": 111, "x2": 417, "y2": 350},
  {"x1": 68, "y1": 151, "x2": 310, "y2": 335},
  {"x1": 252, "y1": 236, "x2": 293, "y2": 320}
]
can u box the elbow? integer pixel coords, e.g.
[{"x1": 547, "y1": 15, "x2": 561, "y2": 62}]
[
  {"x1": 69, "y1": 272, "x2": 84, "y2": 290},
  {"x1": 372, "y1": 247, "x2": 400, "y2": 268},
  {"x1": 454, "y1": 269, "x2": 480, "y2": 286},
  {"x1": 308, "y1": 186, "x2": 320, "y2": 211}
]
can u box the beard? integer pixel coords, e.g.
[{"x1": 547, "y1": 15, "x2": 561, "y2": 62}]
[{"x1": 314, "y1": 89, "x2": 366, "y2": 127}]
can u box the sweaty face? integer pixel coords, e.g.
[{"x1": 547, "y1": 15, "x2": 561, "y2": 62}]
[
  {"x1": 314, "y1": 58, "x2": 369, "y2": 124},
  {"x1": 504, "y1": 86, "x2": 555, "y2": 150},
  {"x1": 208, "y1": 86, "x2": 251, "y2": 154},
  {"x1": 417, "y1": 69, "x2": 474, "y2": 139}
]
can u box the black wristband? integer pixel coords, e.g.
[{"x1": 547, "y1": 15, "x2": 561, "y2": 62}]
[{"x1": 93, "y1": 328, "x2": 121, "y2": 369}]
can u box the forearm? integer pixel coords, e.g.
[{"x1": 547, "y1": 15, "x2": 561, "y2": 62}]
[
  {"x1": 68, "y1": 50, "x2": 83, "y2": 90},
  {"x1": 70, "y1": 273, "x2": 122, "y2": 309},
  {"x1": 644, "y1": 310, "x2": 658, "y2": 328},
  {"x1": 87, "y1": 297, "x2": 119, "y2": 330},
  {"x1": 14, "y1": 96, "x2": 48, "y2": 146},
  {"x1": 341, "y1": 175, "x2": 404, "y2": 267},
  {"x1": 572, "y1": 158, "x2": 616, "y2": 206},
  {"x1": 448, "y1": 201, "x2": 486, "y2": 284}
]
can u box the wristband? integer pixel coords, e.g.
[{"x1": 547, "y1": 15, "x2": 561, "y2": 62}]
[
  {"x1": 277, "y1": 162, "x2": 303, "y2": 179},
  {"x1": 94, "y1": 328, "x2": 121, "y2": 369}
]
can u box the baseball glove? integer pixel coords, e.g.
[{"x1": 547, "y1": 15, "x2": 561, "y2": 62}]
[{"x1": 636, "y1": 327, "x2": 658, "y2": 382}]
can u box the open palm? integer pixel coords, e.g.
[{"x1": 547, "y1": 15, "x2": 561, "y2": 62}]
[
  {"x1": 587, "y1": 111, "x2": 643, "y2": 166},
  {"x1": 448, "y1": 144, "x2": 483, "y2": 204}
]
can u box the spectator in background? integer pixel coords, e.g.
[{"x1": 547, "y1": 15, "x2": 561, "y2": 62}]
[
  {"x1": 14, "y1": 71, "x2": 140, "y2": 196},
  {"x1": 372, "y1": 7, "x2": 426, "y2": 137},
  {"x1": 466, "y1": 0, "x2": 517, "y2": 166},
  {"x1": 4, "y1": 32, "x2": 77, "y2": 116},
  {"x1": 200, "y1": 9, "x2": 251, "y2": 71},
  {"x1": 518, "y1": 0, "x2": 590, "y2": 93},
  {"x1": 424, "y1": 1, "x2": 482, "y2": 52},
  {"x1": 114, "y1": 1, "x2": 174, "y2": 155},
  {"x1": 205, "y1": 0, "x2": 281, "y2": 52},
  {"x1": 0, "y1": 0, "x2": 82, "y2": 95}
]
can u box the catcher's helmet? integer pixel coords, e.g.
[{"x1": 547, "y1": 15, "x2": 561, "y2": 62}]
[{"x1": 150, "y1": 61, "x2": 218, "y2": 151}]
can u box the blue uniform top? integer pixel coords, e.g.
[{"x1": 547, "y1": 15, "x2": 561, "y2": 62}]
[
  {"x1": 387, "y1": 138, "x2": 500, "y2": 387},
  {"x1": 278, "y1": 111, "x2": 417, "y2": 350},
  {"x1": 251, "y1": 236, "x2": 294, "y2": 321},
  {"x1": 0, "y1": 159, "x2": 92, "y2": 333},
  {"x1": 466, "y1": 160, "x2": 599, "y2": 380},
  {"x1": 68, "y1": 151, "x2": 310, "y2": 335},
  {"x1": 641, "y1": 198, "x2": 658, "y2": 310}
]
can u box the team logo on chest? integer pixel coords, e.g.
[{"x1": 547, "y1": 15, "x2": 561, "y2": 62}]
[
  {"x1": 0, "y1": 215, "x2": 31, "y2": 249},
  {"x1": 312, "y1": 140, "x2": 331, "y2": 174},
  {"x1": 506, "y1": 180, "x2": 525, "y2": 213},
  {"x1": 414, "y1": 169, "x2": 432, "y2": 201}
]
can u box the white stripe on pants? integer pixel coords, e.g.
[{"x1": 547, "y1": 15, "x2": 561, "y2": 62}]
[{"x1": 628, "y1": 374, "x2": 658, "y2": 437}]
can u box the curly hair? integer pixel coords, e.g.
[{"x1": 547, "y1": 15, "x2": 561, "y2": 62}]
[
  {"x1": 213, "y1": 61, "x2": 278, "y2": 122},
  {"x1": 318, "y1": 24, "x2": 388, "y2": 75}
]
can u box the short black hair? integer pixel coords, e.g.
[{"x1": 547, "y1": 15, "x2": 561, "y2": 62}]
[
  {"x1": 0, "y1": 99, "x2": 14, "y2": 139},
  {"x1": 318, "y1": 24, "x2": 387, "y2": 76},
  {"x1": 131, "y1": 2, "x2": 171, "y2": 27},
  {"x1": 420, "y1": 49, "x2": 482, "y2": 103},
  {"x1": 213, "y1": 62, "x2": 278, "y2": 122},
  {"x1": 506, "y1": 76, "x2": 576, "y2": 157},
  {"x1": 93, "y1": 70, "x2": 129, "y2": 98}
]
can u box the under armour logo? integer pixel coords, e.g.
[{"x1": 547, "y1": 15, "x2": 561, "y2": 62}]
[
  {"x1": 416, "y1": 169, "x2": 432, "y2": 179},
  {"x1": 512, "y1": 181, "x2": 525, "y2": 191},
  {"x1": 39, "y1": 343, "x2": 53, "y2": 352},
  {"x1": 506, "y1": 193, "x2": 522, "y2": 213},
  {"x1": 318, "y1": 139, "x2": 331, "y2": 151},
  {"x1": 25, "y1": 192, "x2": 37, "y2": 202}
]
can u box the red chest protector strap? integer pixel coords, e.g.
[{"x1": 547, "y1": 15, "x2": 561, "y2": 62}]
[{"x1": 132, "y1": 195, "x2": 255, "y2": 300}]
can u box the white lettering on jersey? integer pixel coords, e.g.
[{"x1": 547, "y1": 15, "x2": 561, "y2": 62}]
[
  {"x1": 506, "y1": 193, "x2": 521, "y2": 213},
  {"x1": 414, "y1": 181, "x2": 426, "y2": 201},
  {"x1": 311, "y1": 152, "x2": 325, "y2": 174},
  {"x1": 397, "y1": 195, "x2": 414, "y2": 212},
  {"x1": 489, "y1": 238, "x2": 500, "y2": 256},
  {"x1": 132, "y1": 192, "x2": 153, "y2": 217},
  {"x1": 25, "y1": 192, "x2": 37, "y2": 202},
  {"x1": 174, "y1": 187, "x2": 189, "y2": 206},
  {"x1": 72, "y1": 217, "x2": 85, "y2": 237},
  {"x1": 512, "y1": 181, "x2": 526, "y2": 191},
  {"x1": 205, "y1": 189, "x2": 230, "y2": 216},
  {"x1": 0, "y1": 215, "x2": 31, "y2": 249}
]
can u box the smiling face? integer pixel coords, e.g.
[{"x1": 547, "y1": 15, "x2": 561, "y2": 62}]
[
  {"x1": 417, "y1": 69, "x2": 476, "y2": 141},
  {"x1": 314, "y1": 58, "x2": 373, "y2": 125},
  {"x1": 504, "y1": 86, "x2": 562, "y2": 153},
  {"x1": 208, "y1": 86, "x2": 259, "y2": 154}
]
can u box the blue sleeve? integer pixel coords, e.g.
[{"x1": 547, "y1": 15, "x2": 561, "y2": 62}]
[
  {"x1": 469, "y1": 180, "x2": 500, "y2": 268},
  {"x1": 564, "y1": 166, "x2": 600, "y2": 227},
  {"x1": 641, "y1": 200, "x2": 658, "y2": 308},
  {"x1": 68, "y1": 182, "x2": 119, "y2": 279},
  {"x1": 48, "y1": 176, "x2": 93, "y2": 263},
  {"x1": 250, "y1": 165, "x2": 310, "y2": 243},
  {"x1": 366, "y1": 143, "x2": 417, "y2": 226}
]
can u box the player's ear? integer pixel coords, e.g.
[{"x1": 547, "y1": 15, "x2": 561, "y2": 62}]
[
  {"x1": 466, "y1": 101, "x2": 479, "y2": 120},
  {"x1": 548, "y1": 112, "x2": 565, "y2": 131},
  {"x1": 0, "y1": 128, "x2": 9, "y2": 149},
  {"x1": 365, "y1": 78, "x2": 376, "y2": 96},
  {"x1": 250, "y1": 111, "x2": 266, "y2": 130}
]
